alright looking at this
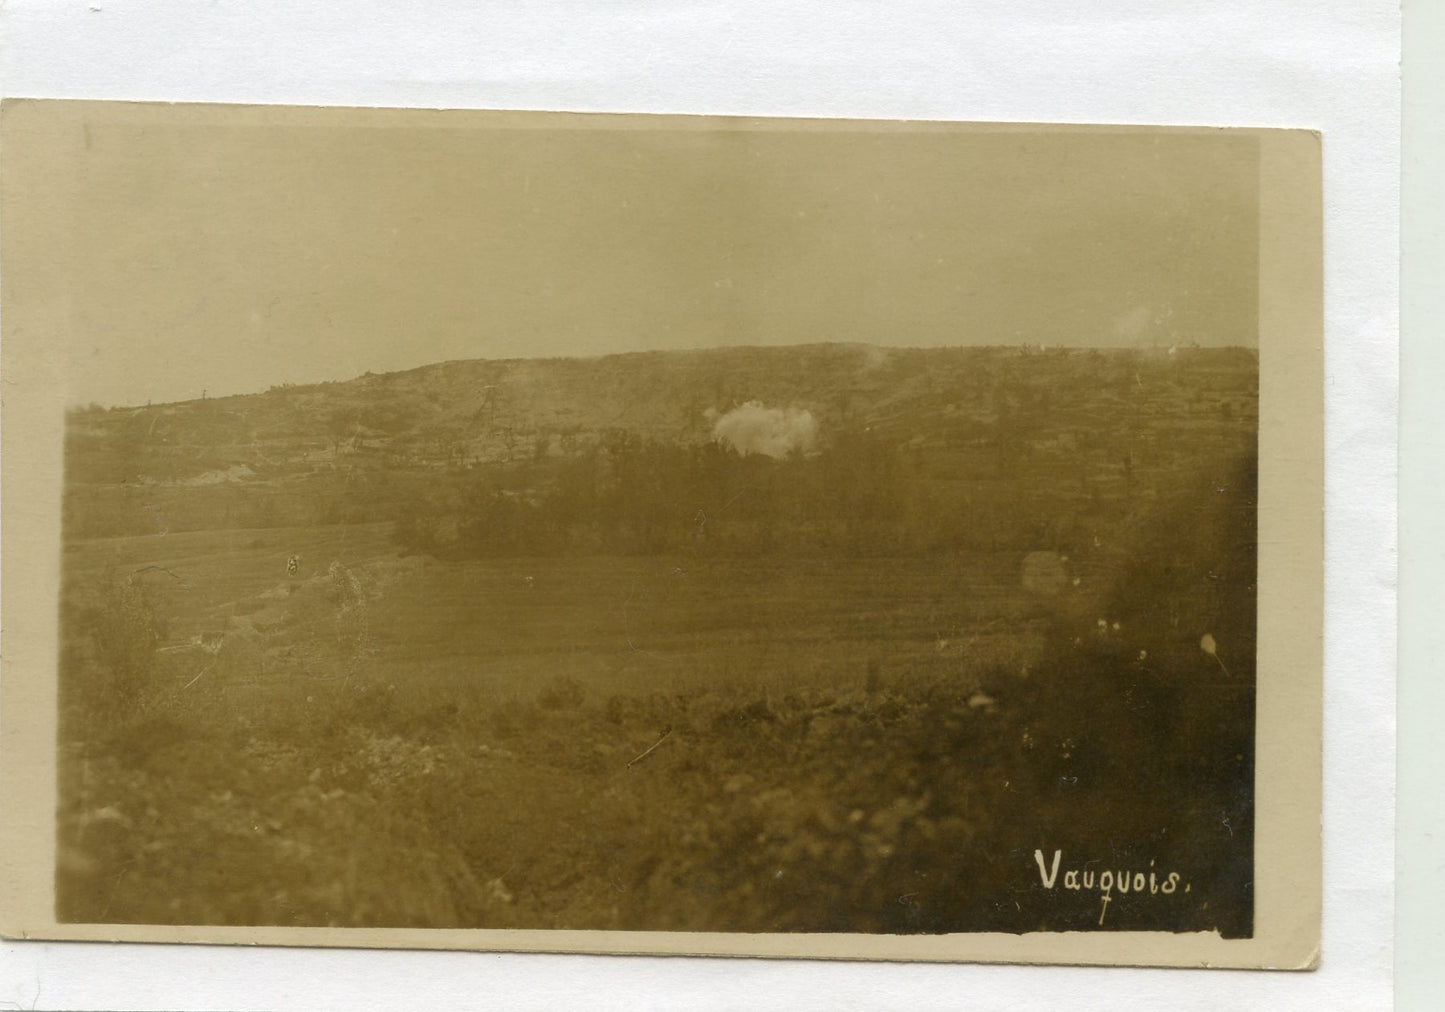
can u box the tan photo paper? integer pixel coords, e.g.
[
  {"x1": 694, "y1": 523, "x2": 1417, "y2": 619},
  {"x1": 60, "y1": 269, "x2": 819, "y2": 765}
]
[{"x1": 0, "y1": 100, "x2": 1322, "y2": 968}]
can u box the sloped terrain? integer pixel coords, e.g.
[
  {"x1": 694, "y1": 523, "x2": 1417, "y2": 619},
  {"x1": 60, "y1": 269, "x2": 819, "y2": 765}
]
[{"x1": 57, "y1": 343, "x2": 1258, "y2": 936}]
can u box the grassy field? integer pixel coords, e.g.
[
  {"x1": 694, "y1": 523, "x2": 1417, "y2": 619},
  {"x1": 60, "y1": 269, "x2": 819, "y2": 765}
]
[{"x1": 57, "y1": 501, "x2": 1253, "y2": 935}]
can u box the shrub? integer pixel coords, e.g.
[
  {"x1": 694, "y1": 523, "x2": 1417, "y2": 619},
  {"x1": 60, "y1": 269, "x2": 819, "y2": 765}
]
[
  {"x1": 537, "y1": 676, "x2": 586, "y2": 712},
  {"x1": 83, "y1": 573, "x2": 167, "y2": 711}
]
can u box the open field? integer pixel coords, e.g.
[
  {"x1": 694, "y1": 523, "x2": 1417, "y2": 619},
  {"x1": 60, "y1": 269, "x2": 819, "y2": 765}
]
[{"x1": 56, "y1": 344, "x2": 1257, "y2": 936}]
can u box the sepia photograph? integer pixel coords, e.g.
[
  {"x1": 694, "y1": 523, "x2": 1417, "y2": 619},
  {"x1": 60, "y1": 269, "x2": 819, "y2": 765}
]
[{"x1": 0, "y1": 101, "x2": 1321, "y2": 965}]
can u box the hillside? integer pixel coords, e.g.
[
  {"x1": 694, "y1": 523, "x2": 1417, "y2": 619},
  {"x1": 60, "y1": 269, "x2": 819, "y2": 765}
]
[{"x1": 64, "y1": 342, "x2": 1257, "y2": 545}]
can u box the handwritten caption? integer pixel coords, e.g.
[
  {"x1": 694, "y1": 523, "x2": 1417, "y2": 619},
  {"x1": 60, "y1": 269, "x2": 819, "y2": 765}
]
[{"x1": 1033, "y1": 849, "x2": 1191, "y2": 926}]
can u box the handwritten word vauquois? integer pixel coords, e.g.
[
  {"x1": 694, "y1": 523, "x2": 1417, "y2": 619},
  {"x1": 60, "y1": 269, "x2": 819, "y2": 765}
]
[{"x1": 1033, "y1": 849, "x2": 1191, "y2": 925}]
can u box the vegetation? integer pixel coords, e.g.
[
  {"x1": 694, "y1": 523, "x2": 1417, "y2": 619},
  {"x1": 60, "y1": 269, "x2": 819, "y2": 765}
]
[{"x1": 56, "y1": 343, "x2": 1257, "y2": 936}]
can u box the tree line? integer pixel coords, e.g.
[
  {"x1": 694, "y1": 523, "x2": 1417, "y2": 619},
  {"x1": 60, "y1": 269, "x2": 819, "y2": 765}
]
[{"x1": 391, "y1": 427, "x2": 1071, "y2": 560}]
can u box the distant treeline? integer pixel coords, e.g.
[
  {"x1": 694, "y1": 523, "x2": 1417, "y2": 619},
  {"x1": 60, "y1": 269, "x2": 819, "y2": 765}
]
[{"x1": 395, "y1": 428, "x2": 1120, "y2": 560}]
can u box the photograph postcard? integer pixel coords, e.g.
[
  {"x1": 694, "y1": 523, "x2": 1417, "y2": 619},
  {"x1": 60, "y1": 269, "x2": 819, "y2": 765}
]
[{"x1": 0, "y1": 100, "x2": 1322, "y2": 968}]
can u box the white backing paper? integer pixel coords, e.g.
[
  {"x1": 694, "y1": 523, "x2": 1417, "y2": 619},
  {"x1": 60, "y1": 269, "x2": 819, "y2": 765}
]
[{"x1": 0, "y1": 2, "x2": 1398, "y2": 1009}]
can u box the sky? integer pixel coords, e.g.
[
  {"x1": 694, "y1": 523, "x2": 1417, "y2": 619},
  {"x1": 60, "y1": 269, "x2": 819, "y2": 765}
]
[{"x1": 20, "y1": 108, "x2": 1259, "y2": 407}]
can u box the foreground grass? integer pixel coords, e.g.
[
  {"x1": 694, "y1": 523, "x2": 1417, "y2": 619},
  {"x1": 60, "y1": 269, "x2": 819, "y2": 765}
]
[{"x1": 57, "y1": 557, "x2": 1251, "y2": 936}]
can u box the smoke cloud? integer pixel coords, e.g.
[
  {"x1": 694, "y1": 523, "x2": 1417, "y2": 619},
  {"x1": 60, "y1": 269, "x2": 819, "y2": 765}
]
[{"x1": 710, "y1": 401, "x2": 819, "y2": 459}]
